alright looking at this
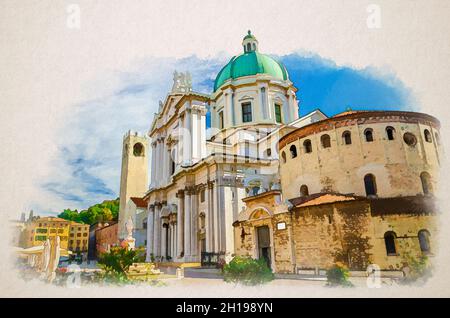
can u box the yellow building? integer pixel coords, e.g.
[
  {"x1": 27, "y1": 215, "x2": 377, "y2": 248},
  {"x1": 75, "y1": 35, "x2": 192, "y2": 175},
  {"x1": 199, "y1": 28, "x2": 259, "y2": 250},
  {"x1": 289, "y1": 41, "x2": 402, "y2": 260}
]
[
  {"x1": 22, "y1": 217, "x2": 70, "y2": 251},
  {"x1": 68, "y1": 222, "x2": 90, "y2": 253},
  {"x1": 21, "y1": 217, "x2": 90, "y2": 254}
]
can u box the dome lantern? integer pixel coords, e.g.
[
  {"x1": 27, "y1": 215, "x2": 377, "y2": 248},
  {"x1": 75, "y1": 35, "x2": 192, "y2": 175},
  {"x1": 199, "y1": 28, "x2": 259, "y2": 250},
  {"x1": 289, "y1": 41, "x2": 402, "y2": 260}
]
[{"x1": 242, "y1": 30, "x2": 258, "y2": 53}]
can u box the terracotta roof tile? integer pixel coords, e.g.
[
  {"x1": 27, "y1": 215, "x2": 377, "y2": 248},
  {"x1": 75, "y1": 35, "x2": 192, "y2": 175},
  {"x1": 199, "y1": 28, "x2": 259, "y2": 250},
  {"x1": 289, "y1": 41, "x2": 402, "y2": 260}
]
[
  {"x1": 333, "y1": 110, "x2": 370, "y2": 117},
  {"x1": 289, "y1": 192, "x2": 363, "y2": 208},
  {"x1": 289, "y1": 193, "x2": 437, "y2": 215},
  {"x1": 130, "y1": 197, "x2": 147, "y2": 208},
  {"x1": 38, "y1": 217, "x2": 69, "y2": 222}
]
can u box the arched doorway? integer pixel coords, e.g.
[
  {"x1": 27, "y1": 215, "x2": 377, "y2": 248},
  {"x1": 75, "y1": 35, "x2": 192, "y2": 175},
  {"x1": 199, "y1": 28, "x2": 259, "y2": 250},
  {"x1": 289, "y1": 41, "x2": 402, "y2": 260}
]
[
  {"x1": 257, "y1": 225, "x2": 271, "y2": 268},
  {"x1": 249, "y1": 207, "x2": 273, "y2": 269}
]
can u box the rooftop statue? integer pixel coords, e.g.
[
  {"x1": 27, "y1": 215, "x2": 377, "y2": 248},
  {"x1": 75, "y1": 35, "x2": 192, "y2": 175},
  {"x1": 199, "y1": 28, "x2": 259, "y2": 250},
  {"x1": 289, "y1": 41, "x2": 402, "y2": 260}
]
[{"x1": 171, "y1": 70, "x2": 192, "y2": 93}]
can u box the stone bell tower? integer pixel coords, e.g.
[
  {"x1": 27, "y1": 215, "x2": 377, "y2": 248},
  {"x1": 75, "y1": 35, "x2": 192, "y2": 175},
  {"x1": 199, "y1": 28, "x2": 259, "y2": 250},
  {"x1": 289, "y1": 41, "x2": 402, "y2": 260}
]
[{"x1": 118, "y1": 131, "x2": 149, "y2": 239}]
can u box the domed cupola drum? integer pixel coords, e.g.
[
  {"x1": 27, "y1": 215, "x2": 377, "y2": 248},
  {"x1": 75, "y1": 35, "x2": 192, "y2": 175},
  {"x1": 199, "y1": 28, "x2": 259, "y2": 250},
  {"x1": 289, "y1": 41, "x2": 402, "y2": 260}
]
[{"x1": 211, "y1": 31, "x2": 299, "y2": 130}]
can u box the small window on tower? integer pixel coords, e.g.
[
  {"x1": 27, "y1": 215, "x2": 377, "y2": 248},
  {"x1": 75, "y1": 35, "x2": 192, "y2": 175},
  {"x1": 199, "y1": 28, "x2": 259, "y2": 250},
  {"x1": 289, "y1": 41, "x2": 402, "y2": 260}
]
[
  {"x1": 303, "y1": 140, "x2": 312, "y2": 153},
  {"x1": 364, "y1": 174, "x2": 377, "y2": 196},
  {"x1": 170, "y1": 149, "x2": 176, "y2": 175},
  {"x1": 386, "y1": 126, "x2": 395, "y2": 140},
  {"x1": 242, "y1": 102, "x2": 252, "y2": 123},
  {"x1": 384, "y1": 231, "x2": 397, "y2": 256},
  {"x1": 199, "y1": 213, "x2": 206, "y2": 229},
  {"x1": 403, "y1": 132, "x2": 417, "y2": 146},
  {"x1": 275, "y1": 104, "x2": 282, "y2": 123},
  {"x1": 244, "y1": 141, "x2": 250, "y2": 158},
  {"x1": 218, "y1": 111, "x2": 224, "y2": 129},
  {"x1": 342, "y1": 131, "x2": 352, "y2": 145},
  {"x1": 321, "y1": 134, "x2": 331, "y2": 148},
  {"x1": 424, "y1": 129, "x2": 432, "y2": 143},
  {"x1": 300, "y1": 185, "x2": 309, "y2": 197},
  {"x1": 418, "y1": 230, "x2": 431, "y2": 253},
  {"x1": 364, "y1": 129, "x2": 374, "y2": 142},
  {"x1": 289, "y1": 145, "x2": 297, "y2": 158},
  {"x1": 133, "y1": 143, "x2": 144, "y2": 156}
]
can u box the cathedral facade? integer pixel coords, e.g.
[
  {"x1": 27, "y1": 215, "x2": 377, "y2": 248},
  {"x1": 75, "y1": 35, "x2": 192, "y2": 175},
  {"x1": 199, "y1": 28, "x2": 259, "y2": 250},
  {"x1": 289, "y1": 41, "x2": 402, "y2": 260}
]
[{"x1": 118, "y1": 32, "x2": 441, "y2": 273}]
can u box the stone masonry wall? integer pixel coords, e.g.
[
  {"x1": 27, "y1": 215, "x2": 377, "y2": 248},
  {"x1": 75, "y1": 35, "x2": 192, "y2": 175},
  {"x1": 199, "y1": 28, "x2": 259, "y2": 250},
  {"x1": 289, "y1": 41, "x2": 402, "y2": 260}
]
[{"x1": 234, "y1": 199, "x2": 437, "y2": 273}]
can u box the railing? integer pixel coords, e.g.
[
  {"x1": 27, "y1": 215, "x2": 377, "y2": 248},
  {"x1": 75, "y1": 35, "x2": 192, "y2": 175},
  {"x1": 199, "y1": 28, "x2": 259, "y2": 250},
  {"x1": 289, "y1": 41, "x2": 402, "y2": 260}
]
[{"x1": 201, "y1": 252, "x2": 225, "y2": 267}]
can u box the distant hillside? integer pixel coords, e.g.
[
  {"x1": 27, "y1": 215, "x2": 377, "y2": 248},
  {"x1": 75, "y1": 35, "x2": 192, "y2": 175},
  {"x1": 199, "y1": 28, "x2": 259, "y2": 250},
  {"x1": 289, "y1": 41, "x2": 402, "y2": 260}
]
[{"x1": 58, "y1": 198, "x2": 119, "y2": 225}]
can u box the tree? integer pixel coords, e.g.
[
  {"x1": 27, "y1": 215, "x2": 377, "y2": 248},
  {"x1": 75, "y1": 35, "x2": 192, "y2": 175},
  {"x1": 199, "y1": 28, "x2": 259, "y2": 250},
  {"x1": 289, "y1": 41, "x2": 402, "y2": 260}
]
[
  {"x1": 58, "y1": 209, "x2": 81, "y2": 223},
  {"x1": 97, "y1": 247, "x2": 140, "y2": 282},
  {"x1": 57, "y1": 198, "x2": 120, "y2": 225}
]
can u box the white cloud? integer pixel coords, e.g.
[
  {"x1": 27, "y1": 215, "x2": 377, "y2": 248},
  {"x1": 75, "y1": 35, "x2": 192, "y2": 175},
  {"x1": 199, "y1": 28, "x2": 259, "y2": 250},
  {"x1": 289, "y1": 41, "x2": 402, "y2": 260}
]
[{"x1": 31, "y1": 55, "x2": 224, "y2": 215}]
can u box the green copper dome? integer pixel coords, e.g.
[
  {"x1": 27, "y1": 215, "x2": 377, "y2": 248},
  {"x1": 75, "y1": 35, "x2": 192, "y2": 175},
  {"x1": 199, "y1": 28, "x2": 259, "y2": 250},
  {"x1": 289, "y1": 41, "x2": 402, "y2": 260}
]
[{"x1": 213, "y1": 32, "x2": 289, "y2": 91}]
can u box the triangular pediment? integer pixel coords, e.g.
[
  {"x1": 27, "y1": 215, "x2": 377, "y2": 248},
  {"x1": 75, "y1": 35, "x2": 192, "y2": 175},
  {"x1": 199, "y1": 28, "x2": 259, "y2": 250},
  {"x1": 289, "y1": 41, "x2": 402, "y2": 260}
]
[
  {"x1": 238, "y1": 95, "x2": 254, "y2": 101},
  {"x1": 160, "y1": 94, "x2": 183, "y2": 118}
]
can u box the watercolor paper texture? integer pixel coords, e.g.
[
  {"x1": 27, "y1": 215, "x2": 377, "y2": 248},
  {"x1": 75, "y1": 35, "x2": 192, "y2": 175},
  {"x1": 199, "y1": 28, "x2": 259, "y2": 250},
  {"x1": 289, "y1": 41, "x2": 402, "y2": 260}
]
[{"x1": 1, "y1": 0, "x2": 450, "y2": 297}]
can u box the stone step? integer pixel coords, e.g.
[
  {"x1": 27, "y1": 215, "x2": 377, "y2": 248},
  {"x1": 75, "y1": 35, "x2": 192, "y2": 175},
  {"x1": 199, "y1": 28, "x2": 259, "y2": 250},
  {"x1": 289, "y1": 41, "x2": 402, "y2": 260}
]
[
  {"x1": 128, "y1": 262, "x2": 161, "y2": 275},
  {"x1": 183, "y1": 267, "x2": 223, "y2": 279}
]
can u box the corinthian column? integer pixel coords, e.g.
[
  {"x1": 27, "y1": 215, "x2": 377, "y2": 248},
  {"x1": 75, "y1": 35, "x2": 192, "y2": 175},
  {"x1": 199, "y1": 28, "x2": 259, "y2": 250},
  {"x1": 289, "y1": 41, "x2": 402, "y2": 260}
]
[
  {"x1": 224, "y1": 90, "x2": 233, "y2": 127},
  {"x1": 159, "y1": 138, "x2": 165, "y2": 186},
  {"x1": 153, "y1": 202, "x2": 161, "y2": 257},
  {"x1": 145, "y1": 205, "x2": 155, "y2": 262},
  {"x1": 161, "y1": 142, "x2": 167, "y2": 185},
  {"x1": 212, "y1": 181, "x2": 220, "y2": 253},
  {"x1": 205, "y1": 181, "x2": 213, "y2": 253},
  {"x1": 190, "y1": 187, "x2": 198, "y2": 257},
  {"x1": 150, "y1": 143, "x2": 157, "y2": 187},
  {"x1": 155, "y1": 139, "x2": 161, "y2": 187},
  {"x1": 184, "y1": 187, "x2": 192, "y2": 260},
  {"x1": 183, "y1": 108, "x2": 192, "y2": 166},
  {"x1": 161, "y1": 221, "x2": 167, "y2": 260},
  {"x1": 174, "y1": 222, "x2": 178, "y2": 259},
  {"x1": 176, "y1": 190, "x2": 185, "y2": 258}
]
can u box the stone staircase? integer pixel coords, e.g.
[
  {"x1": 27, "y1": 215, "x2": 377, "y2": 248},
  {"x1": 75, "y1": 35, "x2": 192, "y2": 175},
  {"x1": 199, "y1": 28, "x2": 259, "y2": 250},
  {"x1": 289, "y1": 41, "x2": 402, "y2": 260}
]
[{"x1": 127, "y1": 263, "x2": 162, "y2": 280}]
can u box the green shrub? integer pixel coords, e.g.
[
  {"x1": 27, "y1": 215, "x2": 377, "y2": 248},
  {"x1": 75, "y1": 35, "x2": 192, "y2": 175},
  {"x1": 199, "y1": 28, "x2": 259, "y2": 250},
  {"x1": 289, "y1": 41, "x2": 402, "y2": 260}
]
[
  {"x1": 97, "y1": 247, "x2": 140, "y2": 276},
  {"x1": 326, "y1": 262, "x2": 353, "y2": 287},
  {"x1": 401, "y1": 252, "x2": 432, "y2": 284},
  {"x1": 223, "y1": 256, "x2": 274, "y2": 286},
  {"x1": 91, "y1": 271, "x2": 125, "y2": 285},
  {"x1": 134, "y1": 246, "x2": 147, "y2": 263}
]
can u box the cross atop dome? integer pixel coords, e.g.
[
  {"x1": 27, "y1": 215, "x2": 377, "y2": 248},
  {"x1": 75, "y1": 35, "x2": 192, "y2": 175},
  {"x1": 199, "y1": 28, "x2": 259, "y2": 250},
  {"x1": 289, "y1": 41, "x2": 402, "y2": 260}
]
[{"x1": 242, "y1": 30, "x2": 258, "y2": 53}]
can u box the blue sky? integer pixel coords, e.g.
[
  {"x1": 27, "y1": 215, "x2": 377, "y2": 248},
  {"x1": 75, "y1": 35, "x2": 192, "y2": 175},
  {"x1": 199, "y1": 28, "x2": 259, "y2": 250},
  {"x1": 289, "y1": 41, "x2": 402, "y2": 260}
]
[
  {"x1": 279, "y1": 53, "x2": 413, "y2": 116},
  {"x1": 38, "y1": 52, "x2": 414, "y2": 215}
]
